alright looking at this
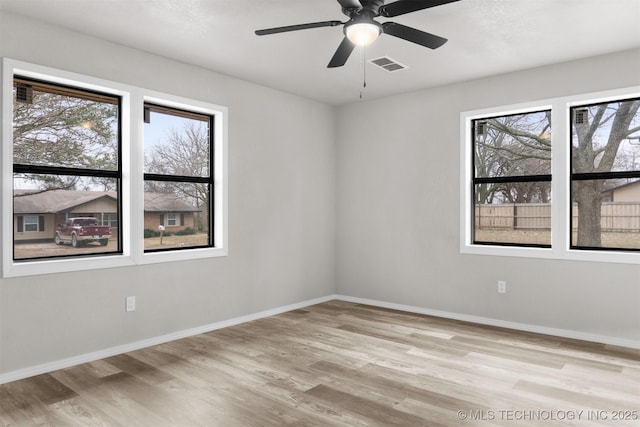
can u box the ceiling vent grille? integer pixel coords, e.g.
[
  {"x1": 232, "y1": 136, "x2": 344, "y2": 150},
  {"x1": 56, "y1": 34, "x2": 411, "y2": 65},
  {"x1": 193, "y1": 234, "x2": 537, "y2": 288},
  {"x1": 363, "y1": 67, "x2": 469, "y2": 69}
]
[{"x1": 369, "y1": 56, "x2": 407, "y2": 73}]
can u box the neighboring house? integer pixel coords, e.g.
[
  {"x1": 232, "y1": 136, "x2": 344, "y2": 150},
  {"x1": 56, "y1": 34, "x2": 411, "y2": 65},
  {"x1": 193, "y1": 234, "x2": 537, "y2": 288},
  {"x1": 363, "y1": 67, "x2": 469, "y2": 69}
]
[
  {"x1": 602, "y1": 179, "x2": 640, "y2": 202},
  {"x1": 142, "y1": 192, "x2": 202, "y2": 232},
  {"x1": 13, "y1": 190, "x2": 200, "y2": 242}
]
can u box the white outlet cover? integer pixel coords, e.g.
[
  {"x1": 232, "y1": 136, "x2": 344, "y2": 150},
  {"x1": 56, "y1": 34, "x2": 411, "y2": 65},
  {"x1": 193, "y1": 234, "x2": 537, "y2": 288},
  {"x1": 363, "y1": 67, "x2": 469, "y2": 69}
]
[
  {"x1": 126, "y1": 296, "x2": 136, "y2": 312},
  {"x1": 498, "y1": 281, "x2": 506, "y2": 294}
]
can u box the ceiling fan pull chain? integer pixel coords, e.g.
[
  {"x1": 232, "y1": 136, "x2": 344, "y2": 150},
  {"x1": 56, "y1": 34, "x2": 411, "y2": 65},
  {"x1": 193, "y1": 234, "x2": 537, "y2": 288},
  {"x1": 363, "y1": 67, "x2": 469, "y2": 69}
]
[
  {"x1": 360, "y1": 45, "x2": 367, "y2": 100},
  {"x1": 363, "y1": 46, "x2": 367, "y2": 89}
]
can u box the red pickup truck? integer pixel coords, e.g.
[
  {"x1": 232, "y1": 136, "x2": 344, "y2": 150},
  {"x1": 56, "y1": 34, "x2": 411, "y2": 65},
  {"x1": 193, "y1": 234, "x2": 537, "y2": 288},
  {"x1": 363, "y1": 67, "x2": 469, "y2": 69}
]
[{"x1": 54, "y1": 217, "x2": 112, "y2": 247}]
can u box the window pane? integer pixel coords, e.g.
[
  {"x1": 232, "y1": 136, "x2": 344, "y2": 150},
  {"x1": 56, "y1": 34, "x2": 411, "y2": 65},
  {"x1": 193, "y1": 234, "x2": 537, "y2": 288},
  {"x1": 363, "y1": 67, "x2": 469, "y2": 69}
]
[
  {"x1": 144, "y1": 182, "x2": 210, "y2": 251},
  {"x1": 13, "y1": 79, "x2": 119, "y2": 170},
  {"x1": 99, "y1": 213, "x2": 118, "y2": 228},
  {"x1": 572, "y1": 179, "x2": 640, "y2": 249},
  {"x1": 571, "y1": 98, "x2": 640, "y2": 251},
  {"x1": 474, "y1": 181, "x2": 551, "y2": 206},
  {"x1": 12, "y1": 77, "x2": 122, "y2": 263},
  {"x1": 167, "y1": 213, "x2": 177, "y2": 226},
  {"x1": 13, "y1": 176, "x2": 120, "y2": 260},
  {"x1": 571, "y1": 99, "x2": 640, "y2": 174},
  {"x1": 474, "y1": 183, "x2": 551, "y2": 246},
  {"x1": 24, "y1": 216, "x2": 38, "y2": 232},
  {"x1": 475, "y1": 110, "x2": 551, "y2": 178},
  {"x1": 143, "y1": 103, "x2": 213, "y2": 253},
  {"x1": 144, "y1": 106, "x2": 210, "y2": 177}
]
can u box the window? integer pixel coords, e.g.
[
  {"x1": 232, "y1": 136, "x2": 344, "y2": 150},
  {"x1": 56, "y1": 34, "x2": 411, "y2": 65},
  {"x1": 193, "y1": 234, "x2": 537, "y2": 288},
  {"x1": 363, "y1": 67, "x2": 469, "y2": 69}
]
[
  {"x1": 143, "y1": 103, "x2": 213, "y2": 251},
  {"x1": 94, "y1": 213, "x2": 118, "y2": 228},
  {"x1": 2, "y1": 58, "x2": 228, "y2": 278},
  {"x1": 472, "y1": 111, "x2": 551, "y2": 247},
  {"x1": 165, "y1": 213, "x2": 178, "y2": 227},
  {"x1": 12, "y1": 76, "x2": 122, "y2": 261},
  {"x1": 570, "y1": 98, "x2": 640, "y2": 251},
  {"x1": 461, "y1": 87, "x2": 640, "y2": 264},
  {"x1": 23, "y1": 216, "x2": 41, "y2": 232}
]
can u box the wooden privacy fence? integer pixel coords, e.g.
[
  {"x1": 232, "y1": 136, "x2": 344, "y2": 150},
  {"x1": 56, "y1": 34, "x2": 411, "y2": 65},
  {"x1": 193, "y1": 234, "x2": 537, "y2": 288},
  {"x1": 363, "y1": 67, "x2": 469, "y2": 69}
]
[{"x1": 475, "y1": 202, "x2": 640, "y2": 232}]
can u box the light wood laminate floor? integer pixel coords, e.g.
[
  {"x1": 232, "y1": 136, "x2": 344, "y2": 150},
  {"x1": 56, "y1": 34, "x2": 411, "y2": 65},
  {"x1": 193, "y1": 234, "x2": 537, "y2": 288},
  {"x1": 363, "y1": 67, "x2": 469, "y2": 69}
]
[{"x1": 1, "y1": 300, "x2": 639, "y2": 426}]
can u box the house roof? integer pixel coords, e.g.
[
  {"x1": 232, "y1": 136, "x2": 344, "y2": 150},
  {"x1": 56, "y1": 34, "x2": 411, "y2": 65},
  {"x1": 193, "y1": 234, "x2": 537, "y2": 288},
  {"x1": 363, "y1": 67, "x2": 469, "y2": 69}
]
[
  {"x1": 14, "y1": 190, "x2": 116, "y2": 214},
  {"x1": 143, "y1": 192, "x2": 202, "y2": 213},
  {"x1": 13, "y1": 190, "x2": 200, "y2": 214},
  {"x1": 602, "y1": 179, "x2": 640, "y2": 194}
]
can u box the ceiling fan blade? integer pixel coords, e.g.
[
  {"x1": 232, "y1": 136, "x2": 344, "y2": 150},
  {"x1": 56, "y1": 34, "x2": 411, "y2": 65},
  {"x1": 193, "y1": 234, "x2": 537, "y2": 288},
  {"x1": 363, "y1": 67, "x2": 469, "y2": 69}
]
[
  {"x1": 380, "y1": 0, "x2": 459, "y2": 17},
  {"x1": 256, "y1": 21, "x2": 342, "y2": 36},
  {"x1": 327, "y1": 37, "x2": 356, "y2": 68},
  {"x1": 382, "y1": 22, "x2": 447, "y2": 49},
  {"x1": 336, "y1": 0, "x2": 362, "y2": 9}
]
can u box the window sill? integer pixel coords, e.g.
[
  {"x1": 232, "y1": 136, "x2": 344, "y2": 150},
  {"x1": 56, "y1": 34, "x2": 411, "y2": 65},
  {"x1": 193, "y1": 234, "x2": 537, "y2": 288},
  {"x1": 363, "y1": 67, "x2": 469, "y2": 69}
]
[
  {"x1": 141, "y1": 247, "x2": 228, "y2": 265},
  {"x1": 460, "y1": 243, "x2": 639, "y2": 265},
  {"x1": 3, "y1": 247, "x2": 229, "y2": 278},
  {"x1": 3, "y1": 255, "x2": 136, "y2": 278}
]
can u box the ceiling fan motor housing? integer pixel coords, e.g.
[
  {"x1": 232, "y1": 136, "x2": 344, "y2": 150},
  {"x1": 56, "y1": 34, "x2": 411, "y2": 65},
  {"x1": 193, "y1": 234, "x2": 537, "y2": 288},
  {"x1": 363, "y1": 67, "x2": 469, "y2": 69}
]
[
  {"x1": 342, "y1": 0, "x2": 384, "y2": 40},
  {"x1": 342, "y1": 0, "x2": 385, "y2": 18}
]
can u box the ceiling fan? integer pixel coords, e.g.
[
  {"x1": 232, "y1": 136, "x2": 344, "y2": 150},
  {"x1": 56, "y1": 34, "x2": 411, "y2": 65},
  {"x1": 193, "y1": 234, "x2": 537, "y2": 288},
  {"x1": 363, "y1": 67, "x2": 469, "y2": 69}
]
[{"x1": 255, "y1": 0, "x2": 459, "y2": 68}]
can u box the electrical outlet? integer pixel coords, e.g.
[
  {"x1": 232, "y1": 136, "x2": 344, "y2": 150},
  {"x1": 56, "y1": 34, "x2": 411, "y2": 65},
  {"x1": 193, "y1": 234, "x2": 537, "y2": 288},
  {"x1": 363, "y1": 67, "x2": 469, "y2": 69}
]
[
  {"x1": 497, "y1": 281, "x2": 506, "y2": 294},
  {"x1": 126, "y1": 296, "x2": 136, "y2": 312}
]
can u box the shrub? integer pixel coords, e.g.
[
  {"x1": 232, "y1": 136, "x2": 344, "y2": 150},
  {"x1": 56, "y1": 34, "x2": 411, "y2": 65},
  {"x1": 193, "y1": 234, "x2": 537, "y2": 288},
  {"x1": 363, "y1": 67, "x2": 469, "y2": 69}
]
[
  {"x1": 144, "y1": 228, "x2": 159, "y2": 238},
  {"x1": 175, "y1": 227, "x2": 196, "y2": 236}
]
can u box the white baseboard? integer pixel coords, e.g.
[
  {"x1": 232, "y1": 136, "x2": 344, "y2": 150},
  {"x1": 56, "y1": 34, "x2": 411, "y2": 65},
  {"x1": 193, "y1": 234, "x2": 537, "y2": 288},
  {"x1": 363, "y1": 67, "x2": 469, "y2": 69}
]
[
  {"x1": 0, "y1": 294, "x2": 335, "y2": 385},
  {"x1": 2, "y1": 293, "x2": 637, "y2": 385},
  {"x1": 334, "y1": 294, "x2": 640, "y2": 350}
]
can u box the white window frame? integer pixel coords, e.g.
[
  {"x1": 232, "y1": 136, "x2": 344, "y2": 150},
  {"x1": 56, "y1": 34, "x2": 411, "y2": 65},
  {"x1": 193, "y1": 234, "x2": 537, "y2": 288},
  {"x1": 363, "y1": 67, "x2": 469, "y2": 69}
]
[
  {"x1": 460, "y1": 86, "x2": 640, "y2": 265},
  {"x1": 2, "y1": 58, "x2": 228, "y2": 277},
  {"x1": 23, "y1": 216, "x2": 39, "y2": 232},
  {"x1": 137, "y1": 90, "x2": 228, "y2": 266},
  {"x1": 166, "y1": 213, "x2": 177, "y2": 227}
]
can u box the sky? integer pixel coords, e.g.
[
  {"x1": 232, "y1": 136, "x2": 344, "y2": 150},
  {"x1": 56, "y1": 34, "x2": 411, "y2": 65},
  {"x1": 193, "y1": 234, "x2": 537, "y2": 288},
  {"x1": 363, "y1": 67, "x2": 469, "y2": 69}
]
[{"x1": 144, "y1": 111, "x2": 189, "y2": 152}]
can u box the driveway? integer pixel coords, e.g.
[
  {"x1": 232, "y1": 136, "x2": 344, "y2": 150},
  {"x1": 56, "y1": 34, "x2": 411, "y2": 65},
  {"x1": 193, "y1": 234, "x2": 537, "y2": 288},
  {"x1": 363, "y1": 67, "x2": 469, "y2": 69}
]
[{"x1": 14, "y1": 240, "x2": 119, "y2": 259}]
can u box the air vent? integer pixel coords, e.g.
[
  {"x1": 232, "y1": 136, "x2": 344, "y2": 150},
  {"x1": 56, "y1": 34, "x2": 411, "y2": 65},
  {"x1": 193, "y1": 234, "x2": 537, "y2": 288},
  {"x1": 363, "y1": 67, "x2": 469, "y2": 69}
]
[
  {"x1": 476, "y1": 121, "x2": 487, "y2": 138},
  {"x1": 15, "y1": 83, "x2": 33, "y2": 104},
  {"x1": 369, "y1": 56, "x2": 407, "y2": 73},
  {"x1": 574, "y1": 108, "x2": 588, "y2": 125}
]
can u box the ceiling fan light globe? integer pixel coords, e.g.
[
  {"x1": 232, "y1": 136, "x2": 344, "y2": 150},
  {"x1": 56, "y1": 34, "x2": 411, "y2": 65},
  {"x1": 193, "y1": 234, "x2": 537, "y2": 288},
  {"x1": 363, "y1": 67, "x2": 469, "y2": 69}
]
[{"x1": 346, "y1": 22, "x2": 380, "y2": 46}]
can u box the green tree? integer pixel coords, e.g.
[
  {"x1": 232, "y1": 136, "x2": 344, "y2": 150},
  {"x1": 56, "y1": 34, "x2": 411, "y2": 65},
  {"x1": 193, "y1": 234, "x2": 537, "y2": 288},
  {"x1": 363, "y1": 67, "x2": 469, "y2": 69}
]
[
  {"x1": 145, "y1": 121, "x2": 210, "y2": 231},
  {"x1": 572, "y1": 100, "x2": 640, "y2": 247},
  {"x1": 13, "y1": 88, "x2": 118, "y2": 191},
  {"x1": 476, "y1": 112, "x2": 551, "y2": 204},
  {"x1": 482, "y1": 101, "x2": 640, "y2": 247}
]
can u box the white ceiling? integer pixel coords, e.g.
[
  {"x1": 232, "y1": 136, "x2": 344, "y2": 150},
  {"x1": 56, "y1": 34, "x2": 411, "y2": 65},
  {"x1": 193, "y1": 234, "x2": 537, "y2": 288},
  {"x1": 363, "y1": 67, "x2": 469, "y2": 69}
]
[{"x1": 1, "y1": 0, "x2": 639, "y2": 105}]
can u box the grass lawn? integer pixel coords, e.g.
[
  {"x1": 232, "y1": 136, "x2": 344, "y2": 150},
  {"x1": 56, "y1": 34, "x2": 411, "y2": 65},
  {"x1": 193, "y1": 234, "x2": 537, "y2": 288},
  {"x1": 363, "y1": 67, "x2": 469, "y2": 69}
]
[
  {"x1": 143, "y1": 232, "x2": 209, "y2": 250},
  {"x1": 475, "y1": 229, "x2": 640, "y2": 249}
]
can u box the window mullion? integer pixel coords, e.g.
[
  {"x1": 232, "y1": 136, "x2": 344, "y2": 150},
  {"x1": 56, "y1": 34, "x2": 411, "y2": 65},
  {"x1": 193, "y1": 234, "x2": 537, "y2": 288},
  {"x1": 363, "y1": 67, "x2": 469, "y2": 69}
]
[{"x1": 550, "y1": 102, "x2": 569, "y2": 255}]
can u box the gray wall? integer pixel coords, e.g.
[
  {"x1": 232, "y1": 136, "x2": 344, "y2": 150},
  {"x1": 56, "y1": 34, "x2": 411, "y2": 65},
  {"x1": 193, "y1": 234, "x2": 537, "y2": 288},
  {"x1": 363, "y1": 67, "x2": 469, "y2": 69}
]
[
  {"x1": 336, "y1": 48, "x2": 640, "y2": 342},
  {"x1": 1, "y1": 11, "x2": 639, "y2": 378},
  {"x1": 0, "y1": 13, "x2": 336, "y2": 374}
]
